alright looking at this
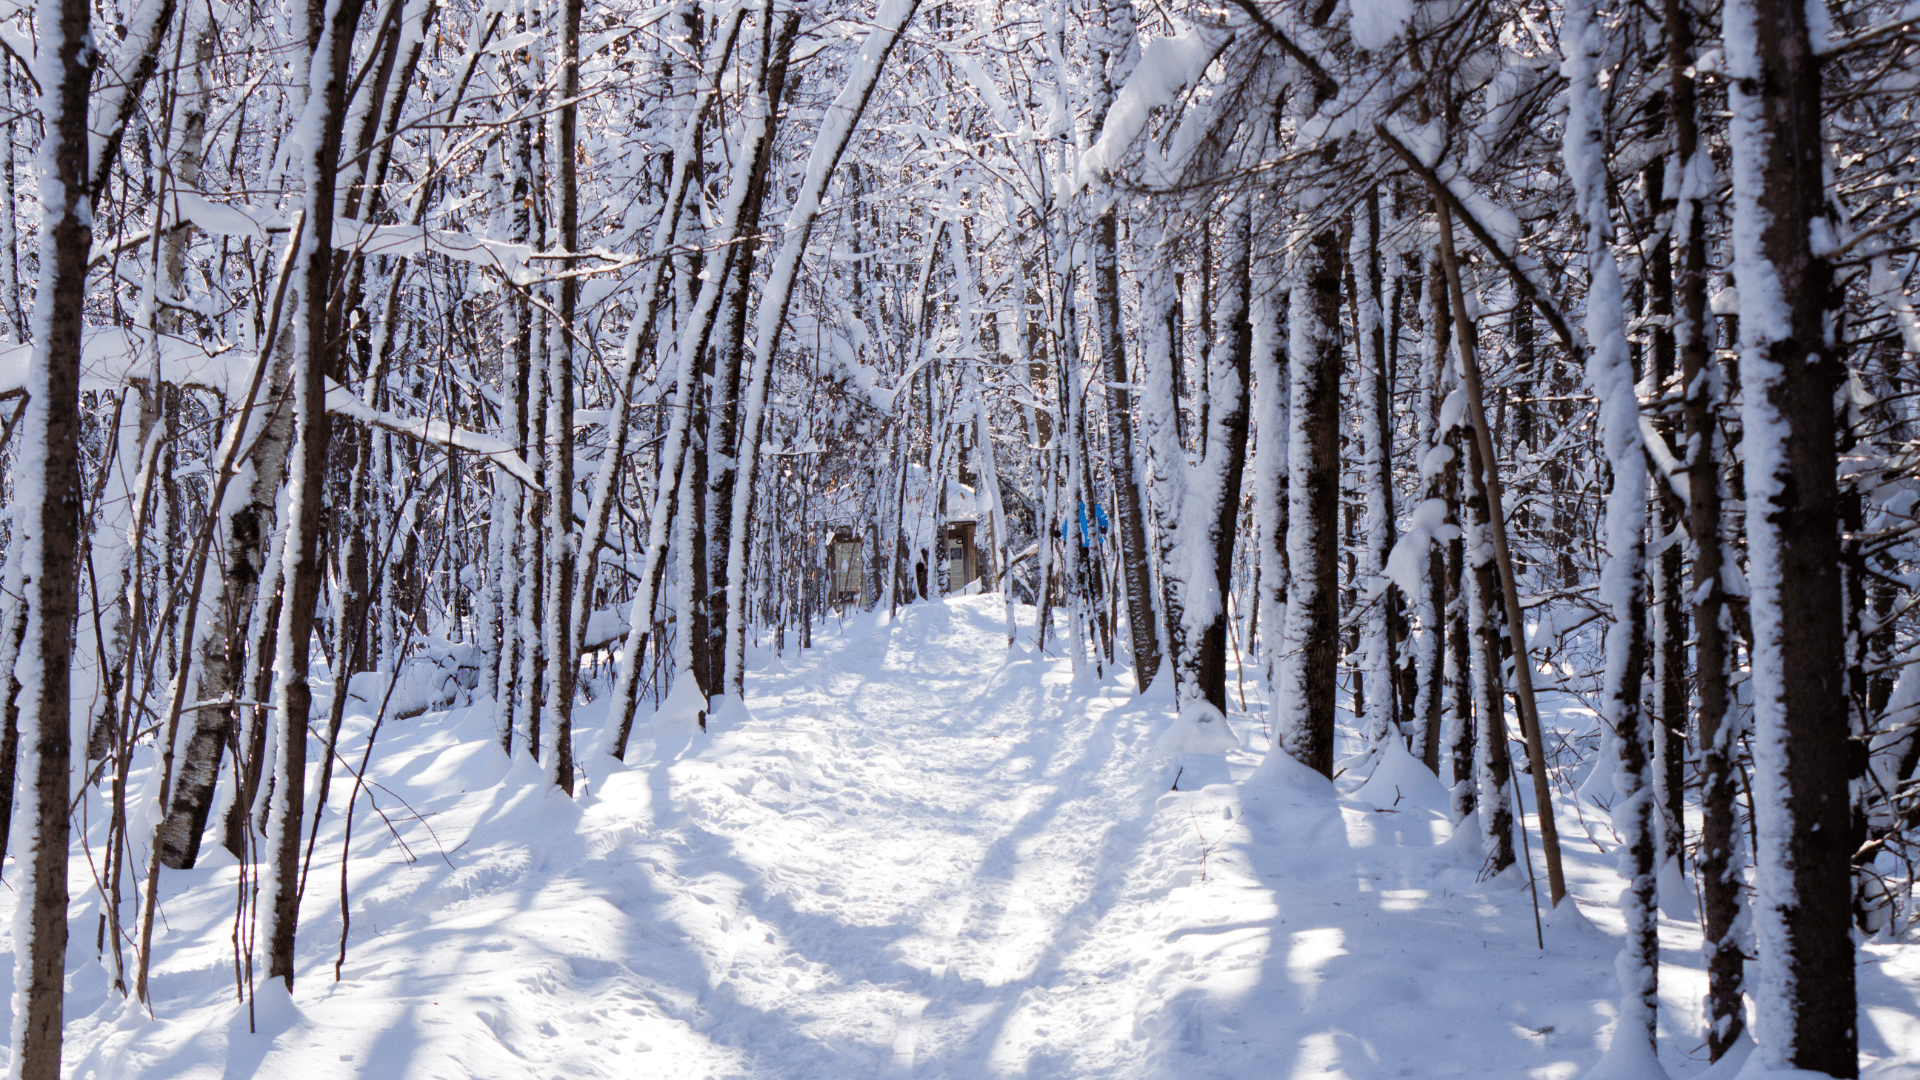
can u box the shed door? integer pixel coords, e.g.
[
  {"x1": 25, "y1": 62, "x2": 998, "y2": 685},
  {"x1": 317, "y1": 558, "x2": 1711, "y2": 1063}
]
[
  {"x1": 831, "y1": 540, "x2": 862, "y2": 603},
  {"x1": 947, "y1": 523, "x2": 975, "y2": 587}
]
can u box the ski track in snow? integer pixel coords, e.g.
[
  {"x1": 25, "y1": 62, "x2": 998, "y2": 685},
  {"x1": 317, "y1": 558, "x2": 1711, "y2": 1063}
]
[{"x1": 12, "y1": 594, "x2": 1920, "y2": 1078}]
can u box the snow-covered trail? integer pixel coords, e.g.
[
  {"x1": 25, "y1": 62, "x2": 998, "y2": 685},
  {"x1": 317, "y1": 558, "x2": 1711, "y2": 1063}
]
[{"x1": 32, "y1": 594, "x2": 1920, "y2": 1078}]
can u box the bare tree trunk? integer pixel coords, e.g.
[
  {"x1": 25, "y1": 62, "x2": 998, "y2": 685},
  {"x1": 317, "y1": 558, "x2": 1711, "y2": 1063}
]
[
  {"x1": 1082, "y1": 0, "x2": 1159, "y2": 686},
  {"x1": 8, "y1": 0, "x2": 92, "y2": 1070},
  {"x1": 1727, "y1": 0, "x2": 1855, "y2": 1064},
  {"x1": 264, "y1": 0, "x2": 366, "y2": 991},
  {"x1": 1183, "y1": 202, "x2": 1252, "y2": 716},
  {"x1": 544, "y1": 0, "x2": 583, "y2": 794},
  {"x1": 1278, "y1": 223, "x2": 1342, "y2": 777},
  {"x1": 1644, "y1": 153, "x2": 1690, "y2": 881},
  {"x1": 1352, "y1": 189, "x2": 1398, "y2": 749},
  {"x1": 1667, "y1": 0, "x2": 1741, "y2": 1050},
  {"x1": 1094, "y1": 204, "x2": 1161, "y2": 688},
  {"x1": 1567, "y1": 0, "x2": 1662, "y2": 1059},
  {"x1": 1461, "y1": 426, "x2": 1516, "y2": 874}
]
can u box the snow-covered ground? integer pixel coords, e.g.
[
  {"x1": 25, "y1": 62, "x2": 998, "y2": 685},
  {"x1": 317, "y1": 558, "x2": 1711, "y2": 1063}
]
[{"x1": 20, "y1": 594, "x2": 1920, "y2": 1078}]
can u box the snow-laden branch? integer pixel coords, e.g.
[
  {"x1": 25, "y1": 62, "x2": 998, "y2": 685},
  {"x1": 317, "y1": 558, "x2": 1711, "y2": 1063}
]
[
  {"x1": 86, "y1": 0, "x2": 175, "y2": 200},
  {"x1": 324, "y1": 379, "x2": 539, "y2": 489},
  {"x1": 157, "y1": 194, "x2": 653, "y2": 285},
  {"x1": 1073, "y1": 24, "x2": 1233, "y2": 192},
  {"x1": 1639, "y1": 412, "x2": 1691, "y2": 511},
  {"x1": 1374, "y1": 120, "x2": 1581, "y2": 356}
]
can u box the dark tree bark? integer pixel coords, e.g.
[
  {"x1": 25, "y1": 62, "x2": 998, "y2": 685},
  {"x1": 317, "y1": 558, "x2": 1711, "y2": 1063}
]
[
  {"x1": 705, "y1": 10, "x2": 798, "y2": 696},
  {"x1": 10, "y1": 0, "x2": 93, "y2": 1071},
  {"x1": 1094, "y1": 206, "x2": 1162, "y2": 689},
  {"x1": 265, "y1": 0, "x2": 367, "y2": 991},
  {"x1": 545, "y1": 0, "x2": 583, "y2": 795},
  {"x1": 1461, "y1": 429, "x2": 1515, "y2": 874},
  {"x1": 1192, "y1": 207, "x2": 1253, "y2": 714},
  {"x1": 1727, "y1": 0, "x2": 1855, "y2": 1065},
  {"x1": 1644, "y1": 154, "x2": 1690, "y2": 878},
  {"x1": 1279, "y1": 224, "x2": 1342, "y2": 776}
]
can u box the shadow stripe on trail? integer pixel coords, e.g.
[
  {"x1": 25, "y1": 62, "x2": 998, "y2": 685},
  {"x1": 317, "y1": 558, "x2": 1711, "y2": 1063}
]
[{"x1": 635, "y1": 599, "x2": 1175, "y2": 1078}]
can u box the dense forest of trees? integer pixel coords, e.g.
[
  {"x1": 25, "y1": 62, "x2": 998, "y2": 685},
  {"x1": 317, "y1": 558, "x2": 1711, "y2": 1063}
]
[{"x1": 0, "y1": 0, "x2": 1914, "y2": 1071}]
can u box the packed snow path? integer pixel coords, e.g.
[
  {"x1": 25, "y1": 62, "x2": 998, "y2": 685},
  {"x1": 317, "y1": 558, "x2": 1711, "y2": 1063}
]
[{"x1": 39, "y1": 596, "x2": 1920, "y2": 1078}]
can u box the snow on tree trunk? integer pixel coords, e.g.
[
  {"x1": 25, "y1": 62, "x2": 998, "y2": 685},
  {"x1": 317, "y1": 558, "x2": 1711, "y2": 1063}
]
[
  {"x1": 1727, "y1": 0, "x2": 1856, "y2": 1063},
  {"x1": 0, "y1": 71, "x2": 20, "y2": 343},
  {"x1": 1665, "y1": 0, "x2": 1743, "y2": 1047},
  {"x1": 1138, "y1": 223, "x2": 1189, "y2": 692},
  {"x1": 263, "y1": 0, "x2": 367, "y2": 992},
  {"x1": 1459, "y1": 428, "x2": 1515, "y2": 875},
  {"x1": 1437, "y1": 323, "x2": 1473, "y2": 821},
  {"x1": 544, "y1": 0, "x2": 584, "y2": 795},
  {"x1": 1251, "y1": 258, "x2": 1289, "y2": 732},
  {"x1": 1351, "y1": 191, "x2": 1397, "y2": 752},
  {"x1": 7, "y1": 0, "x2": 92, "y2": 1069},
  {"x1": 1174, "y1": 199, "x2": 1251, "y2": 723},
  {"x1": 1402, "y1": 256, "x2": 1450, "y2": 777},
  {"x1": 1565, "y1": 0, "x2": 1665, "y2": 1066},
  {"x1": 1277, "y1": 223, "x2": 1342, "y2": 778}
]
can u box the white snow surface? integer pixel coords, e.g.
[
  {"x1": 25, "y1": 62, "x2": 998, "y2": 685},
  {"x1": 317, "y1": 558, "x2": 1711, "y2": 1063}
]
[
  {"x1": 1348, "y1": 0, "x2": 1413, "y2": 51},
  {"x1": 15, "y1": 596, "x2": 1920, "y2": 1078}
]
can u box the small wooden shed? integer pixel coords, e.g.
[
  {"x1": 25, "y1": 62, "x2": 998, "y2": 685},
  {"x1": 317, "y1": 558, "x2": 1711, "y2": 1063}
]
[{"x1": 828, "y1": 528, "x2": 864, "y2": 609}]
